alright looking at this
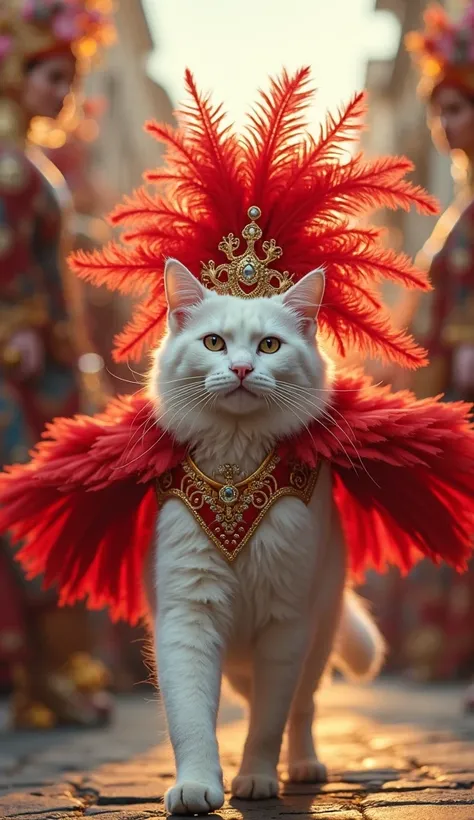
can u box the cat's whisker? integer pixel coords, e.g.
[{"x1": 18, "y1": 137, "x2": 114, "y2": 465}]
[
  {"x1": 275, "y1": 383, "x2": 359, "y2": 448},
  {"x1": 177, "y1": 391, "x2": 216, "y2": 434},
  {"x1": 275, "y1": 379, "x2": 363, "y2": 447},
  {"x1": 276, "y1": 378, "x2": 376, "y2": 393},
  {"x1": 156, "y1": 375, "x2": 204, "y2": 385},
  {"x1": 158, "y1": 382, "x2": 206, "y2": 401},
  {"x1": 162, "y1": 388, "x2": 212, "y2": 435},
  {"x1": 115, "y1": 434, "x2": 164, "y2": 471},
  {"x1": 172, "y1": 391, "x2": 214, "y2": 434},
  {"x1": 275, "y1": 390, "x2": 358, "y2": 474},
  {"x1": 118, "y1": 390, "x2": 209, "y2": 470},
  {"x1": 156, "y1": 392, "x2": 207, "y2": 432},
  {"x1": 273, "y1": 388, "x2": 358, "y2": 473},
  {"x1": 127, "y1": 386, "x2": 205, "y2": 455},
  {"x1": 150, "y1": 390, "x2": 205, "y2": 434},
  {"x1": 140, "y1": 410, "x2": 164, "y2": 447},
  {"x1": 123, "y1": 399, "x2": 158, "y2": 462},
  {"x1": 274, "y1": 382, "x2": 379, "y2": 484},
  {"x1": 269, "y1": 394, "x2": 322, "y2": 459},
  {"x1": 105, "y1": 368, "x2": 148, "y2": 389},
  {"x1": 127, "y1": 362, "x2": 148, "y2": 382},
  {"x1": 275, "y1": 386, "x2": 377, "y2": 483}
]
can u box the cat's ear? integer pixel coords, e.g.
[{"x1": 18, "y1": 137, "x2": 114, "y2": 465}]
[
  {"x1": 164, "y1": 258, "x2": 207, "y2": 330},
  {"x1": 282, "y1": 268, "x2": 325, "y2": 326}
]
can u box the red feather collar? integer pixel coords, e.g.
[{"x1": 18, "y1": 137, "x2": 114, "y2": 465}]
[{"x1": 0, "y1": 371, "x2": 473, "y2": 624}]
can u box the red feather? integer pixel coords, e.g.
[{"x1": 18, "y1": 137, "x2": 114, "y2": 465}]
[
  {"x1": 71, "y1": 242, "x2": 164, "y2": 296},
  {"x1": 300, "y1": 91, "x2": 368, "y2": 167},
  {"x1": 112, "y1": 296, "x2": 167, "y2": 364},
  {"x1": 68, "y1": 67, "x2": 437, "y2": 364},
  {"x1": 243, "y1": 67, "x2": 314, "y2": 203},
  {"x1": 321, "y1": 279, "x2": 427, "y2": 366}
]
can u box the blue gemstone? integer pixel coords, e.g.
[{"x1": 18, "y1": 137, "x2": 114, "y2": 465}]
[
  {"x1": 243, "y1": 263, "x2": 255, "y2": 279},
  {"x1": 249, "y1": 206, "x2": 261, "y2": 220},
  {"x1": 224, "y1": 487, "x2": 235, "y2": 499}
]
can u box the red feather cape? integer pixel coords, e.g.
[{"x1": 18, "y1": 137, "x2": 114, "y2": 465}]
[{"x1": 1, "y1": 371, "x2": 473, "y2": 625}]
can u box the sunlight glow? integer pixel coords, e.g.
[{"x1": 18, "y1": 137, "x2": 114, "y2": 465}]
[{"x1": 143, "y1": 0, "x2": 399, "y2": 130}]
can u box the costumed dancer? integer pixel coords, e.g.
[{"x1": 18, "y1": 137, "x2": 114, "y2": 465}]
[
  {"x1": 1, "y1": 68, "x2": 474, "y2": 810},
  {"x1": 373, "y1": 2, "x2": 474, "y2": 692},
  {"x1": 30, "y1": 94, "x2": 120, "y2": 405},
  {"x1": 31, "y1": 94, "x2": 150, "y2": 688},
  {"x1": 0, "y1": 0, "x2": 115, "y2": 727}
]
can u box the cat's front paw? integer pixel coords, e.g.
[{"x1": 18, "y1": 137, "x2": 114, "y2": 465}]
[
  {"x1": 165, "y1": 782, "x2": 225, "y2": 815},
  {"x1": 232, "y1": 773, "x2": 279, "y2": 800},
  {"x1": 288, "y1": 758, "x2": 327, "y2": 783}
]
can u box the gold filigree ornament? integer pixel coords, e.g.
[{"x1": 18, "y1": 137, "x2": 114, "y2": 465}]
[
  {"x1": 201, "y1": 205, "x2": 294, "y2": 298},
  {"x1": 156, "y1": 450, "x2": 320, "y2": 561}
]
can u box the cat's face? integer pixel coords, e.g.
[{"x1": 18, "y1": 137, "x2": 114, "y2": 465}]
[{"x1": 150, "y1": 260, "x2": 329, "y2": 440}]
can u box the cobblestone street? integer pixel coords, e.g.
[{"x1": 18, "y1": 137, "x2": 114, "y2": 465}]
[{"x1": 1, "y1": 680, "x2": 473, "y2": 819}]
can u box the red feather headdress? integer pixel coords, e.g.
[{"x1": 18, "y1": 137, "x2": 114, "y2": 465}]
[{"x1": 71, "y1": 67, "x2": 437, "y2": 367}]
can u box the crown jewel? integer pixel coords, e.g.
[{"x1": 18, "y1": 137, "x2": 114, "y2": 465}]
[{"x1": 201, "y1": 206, "x2": 294, "y2": 298}]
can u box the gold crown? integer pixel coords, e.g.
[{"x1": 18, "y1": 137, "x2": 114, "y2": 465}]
[{"x1": 201, "y1": 206, "x2": 294, "y2": 298}]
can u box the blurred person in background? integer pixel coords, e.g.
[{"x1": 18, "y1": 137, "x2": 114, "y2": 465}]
[
  {"x1": 30, "y1": 93, "x2": 119, "y2": 404},
  {"x1": 30, "y1": 94, "x2": 151, "y2": 692},
  {"x1": 0, "y1": 0, "x2": 116, "y2": 728},
  {"x1": 371, "y1": 2, "x2": 474, "y2": 704}
]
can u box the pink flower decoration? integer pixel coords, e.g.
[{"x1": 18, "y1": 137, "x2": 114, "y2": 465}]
[
  {"x1": 52, "y1": 10, "x2": 81, "y2": 41},
  {"x1": 0, "y1": 34, "x2": 12, "y2": 60},
  {"x1": 21, "y1": 0, "x2": 36, "y2": 21},
  {"x1": 462, "y1": 1, "x2": 474, "y2": 28},
  {"x1": 17, "y1": 1, "x2": 107, "y2": 50},
  {"x1": 436, "y1": 32, "x2": 454, "y2": 61}
]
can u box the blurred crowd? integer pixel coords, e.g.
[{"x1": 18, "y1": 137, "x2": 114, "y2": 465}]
[{"x1": 1, "y1": 0, "x2": 474, "y2": 732}]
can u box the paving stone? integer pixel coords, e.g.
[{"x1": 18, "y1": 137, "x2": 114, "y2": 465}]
[
  {"x1": 437, "y1": 772, "x2": 474, "y2": 787},
  {"x1": 363, "y1": 787, "x2": 474, "y2": 807},
  {"x1": 0, "y1": 786, "x2": 81, "y2": 816},
  {"x1": 282, "y1": 782, "x2": 364, "y2": 796},
  {"x1": 84, "y1": 811, "x2": 163, "y2": 819},
  {"x1": 340, "y1": 767, "x2": 403, "y2": 783},
  {"x1": 94, "y1": 782, "x2": 165, "y2": 805},
  {"x1": 381, "y1": 777, "x2": 454, "y2": 791},
  {"x1": 1, "y1": 815, "x2": 84, "y2": 820},
  {"x1": 404, "y1": 742, "x2": 474, "y2": 770},
  {"x1": 365, "y1": 809, "x2": 474, "y2": 820}
]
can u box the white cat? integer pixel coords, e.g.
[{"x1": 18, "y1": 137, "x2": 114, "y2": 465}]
[{"x1": 146, "y1": 259, "x2": 385, "y2": 815}]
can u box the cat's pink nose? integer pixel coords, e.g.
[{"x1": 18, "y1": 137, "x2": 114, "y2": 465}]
[{"x1": 230, "y1": 363, "x2": 253, "y2": 381}]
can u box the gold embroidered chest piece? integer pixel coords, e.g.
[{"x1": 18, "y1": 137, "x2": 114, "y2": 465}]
[{"x1": 156, "y1": 449, "x2": 320, "y2": 561}]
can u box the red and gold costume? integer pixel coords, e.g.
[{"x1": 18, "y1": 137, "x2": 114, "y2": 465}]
[
  {"x1": 0, "y1": 0, "x2": 114, "y2": 726},
  {"x1": 0, "y1": 68, "x2": 474, "y2": 637}
]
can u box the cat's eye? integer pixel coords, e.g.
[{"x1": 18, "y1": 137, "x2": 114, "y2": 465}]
[
  {"x1": 203, "y1": 334, "x2": 226, "y2": 352},
  {"x1": 258, "y1": 337, "x2": 281, "y2": 354}
]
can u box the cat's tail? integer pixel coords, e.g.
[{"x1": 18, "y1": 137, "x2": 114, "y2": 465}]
[{"x1": 332, "y1": 589, "x2": 386, "y2": 682}]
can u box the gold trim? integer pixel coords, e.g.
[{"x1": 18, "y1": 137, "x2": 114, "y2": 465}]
[
  {"x1": 186, "y1": 449, "x2": 277, "y2": 491},
  {"x1": 156, "y1": 451, "x2": 321, "y2": 562}
]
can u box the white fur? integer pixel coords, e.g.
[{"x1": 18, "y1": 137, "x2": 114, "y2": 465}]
[{"x1": 146, "y1": 260, "x2": 384, "y2": 815}]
